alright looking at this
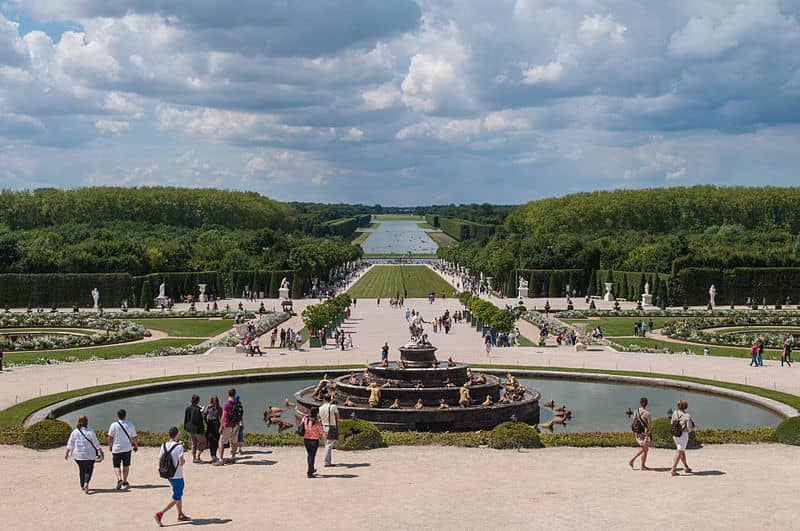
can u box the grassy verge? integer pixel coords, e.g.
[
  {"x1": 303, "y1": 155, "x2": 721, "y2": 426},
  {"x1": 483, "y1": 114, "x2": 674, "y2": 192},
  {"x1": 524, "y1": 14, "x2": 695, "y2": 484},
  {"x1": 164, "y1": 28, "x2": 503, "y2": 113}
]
[
  {"x1": 426, "y1": 231, "x2": 456, "y2": 248},
  {"x1": 416, "y1": 222, "x2": 435, "y2": 229},
  {"x1": 348, "y1": 265, "x2": 456, "y2": 298},
  {"x1": 3, "y1": 338, "x2": 203, "y2": 365},
  {"x1": 563, "y1": 317, "x2": 688, "y2": 336},
  {"x1": 131, "y1": 318, "x2": 232, "y2": 337},
  {"x1": 606, "y1": 337, "x2": 782, "y2": 359},
  {"x1": 351, "y1": 231, "x2": 372, "y2": 246}
]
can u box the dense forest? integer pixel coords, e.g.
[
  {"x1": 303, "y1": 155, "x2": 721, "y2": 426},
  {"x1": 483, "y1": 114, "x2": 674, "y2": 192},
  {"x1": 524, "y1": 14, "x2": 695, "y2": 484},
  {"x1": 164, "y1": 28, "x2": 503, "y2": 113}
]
[
  {"x1": 437, "y1": 186, "x2": 800, "y2": 303},
  {"x1": 0, "y1": 188, "x2": 360, "y2": 280}
]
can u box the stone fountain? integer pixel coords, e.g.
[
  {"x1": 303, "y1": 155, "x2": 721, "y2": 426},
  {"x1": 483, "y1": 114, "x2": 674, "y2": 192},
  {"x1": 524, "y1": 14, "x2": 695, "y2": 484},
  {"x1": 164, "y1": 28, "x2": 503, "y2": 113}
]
[{"x1": 294, "y1": 315, "x2": 540, "y2": 431}]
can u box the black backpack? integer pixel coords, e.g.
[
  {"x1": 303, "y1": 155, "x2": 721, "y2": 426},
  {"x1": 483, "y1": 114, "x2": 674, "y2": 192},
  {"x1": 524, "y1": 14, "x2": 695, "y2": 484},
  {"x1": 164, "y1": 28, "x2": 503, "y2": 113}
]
[
  {"x1": 630, "y1": 411, "x2": 645, "y2": 434},
  {"x1": 230, "y1": 400, "x2": 244, "y2": 424},
  {"x1": 670, "y1": 416, "x2": 684, "y2": 437},
  {"x1": 158, "y1": 443, "x2": 178, "y2": 479}
]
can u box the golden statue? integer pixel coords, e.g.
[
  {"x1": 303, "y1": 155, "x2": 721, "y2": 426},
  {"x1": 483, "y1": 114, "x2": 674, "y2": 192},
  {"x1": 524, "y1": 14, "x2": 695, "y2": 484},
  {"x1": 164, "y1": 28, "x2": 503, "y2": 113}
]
[
  {"x1": 438, "y1": 398, "x2": 450, "y2": 409},
  {"x1": 367, "y1": 382, "x2": 382, "y2": 407},
  {"x1": 389, "y1": 398, "x2": 400, "y2": 409},
  {"x1": 481, "y1": 395, "x2": 493, "y2": 406},
  {"x1": 458, "y1": 384, "x2": 472, "y2": 407},
  {"x1": 414, "y1": 398, "x2": 424, "y2": 409}
]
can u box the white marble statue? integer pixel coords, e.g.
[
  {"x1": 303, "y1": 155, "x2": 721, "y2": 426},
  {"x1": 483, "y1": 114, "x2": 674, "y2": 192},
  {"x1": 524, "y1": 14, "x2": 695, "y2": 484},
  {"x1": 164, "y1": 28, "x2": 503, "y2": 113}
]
[
  {"x1": 280, "y1": 277, "x2": 290, "y2": 290},
  {"x1": 644, "y1": 281, "x2": 650, "y2": 295},
  {"x1": 91, "y1": 288, "x2": 100, "y2": 309},
  {"x1": 198, "y1": 283, "x2": 207, "y2": 302},
  {"x1": 518, "y1": 276, "x2": 529, "y2": 289},
  {"x1": 407, "y1": 314, "x2": 430, "y2": 346},
  {"x1": 709, "y1": 284, "x2": 717, "y2": 308},
  {"x1": 158, "y1": 283, "x2": 166, "y2": 298},
  {"x1": 604, "y1": 282, "x2": 615, "y2": 302}
]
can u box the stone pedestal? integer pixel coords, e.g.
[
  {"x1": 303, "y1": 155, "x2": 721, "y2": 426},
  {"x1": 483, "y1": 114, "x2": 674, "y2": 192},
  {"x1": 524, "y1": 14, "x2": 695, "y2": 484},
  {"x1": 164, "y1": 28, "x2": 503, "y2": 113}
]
[
  {"x1": 278, "y1": 287, "x2": 290, "y2": 300},
  {"x1": 641, "y1": 293, "x2": 653, "y2": 307},
  {"x1": 518, "y1": 287, "x2": 528, "y2": 299}
]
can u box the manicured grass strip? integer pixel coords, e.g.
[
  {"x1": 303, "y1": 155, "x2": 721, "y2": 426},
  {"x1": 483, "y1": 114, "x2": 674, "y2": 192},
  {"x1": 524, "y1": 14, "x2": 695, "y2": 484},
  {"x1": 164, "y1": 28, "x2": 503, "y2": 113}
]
[
  {"x1": 0, "y1": 365, "x2": 363, "y2": 427},
  {"x1": 606, "y1": 337, "x2": 781, "y2": 359},
  {"x1": 517, "y1": 334, "x2": 535, "y2": 347},
  {"x1": 563, "y1": 317, "x2": 688, "y2": 337},
  {"x1": 351, "y1": 231, "x2": 372, "y2": 246},
  {"x1": 416, "y1": 222, "x2": 435, "y2": 230},
  {"x1": 3, "y1": 338, "x2": 202, "y2": 364},
  {"x1": 131, "y1": 318, "x2": 233, "y2": 337},
  {"x1": 348, "y1": 265, "x2": 457, "y2": 298}
]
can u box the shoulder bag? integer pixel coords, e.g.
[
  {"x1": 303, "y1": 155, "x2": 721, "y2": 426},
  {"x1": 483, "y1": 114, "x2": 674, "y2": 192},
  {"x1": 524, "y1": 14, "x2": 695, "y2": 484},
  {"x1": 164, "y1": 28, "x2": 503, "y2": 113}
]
[
  {"x1": 117, "y1": 420, "x2": 137, "y2": 452},
  {"x1": 78, "y1": 428, "x2": 103, "y2": 463}
]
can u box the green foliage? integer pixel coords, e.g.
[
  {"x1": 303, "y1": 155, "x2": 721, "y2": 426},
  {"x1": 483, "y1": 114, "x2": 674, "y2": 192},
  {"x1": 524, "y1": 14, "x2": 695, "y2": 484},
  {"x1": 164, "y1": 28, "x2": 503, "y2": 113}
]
[
  {"x1": 23, "y1": 419, "x2": 72, "y2": 449},
  {"x1": 649, "y1": 417, "x2": 701, "y2": 449},
  {"x1": 334, "y1": 419, "x2": 384, "y2": 450},
  {"x1": 547, "y1": 271, "x2": 559, "y2": 298},
  {"x1": 538, "y1": 431, "x2": 637, "y2": 447},
  {"x1": 140, "y1": 279, "x2": 152, "y2": 310},
  {"x1": 0, "y1": 273, "x2": 131, "y2": 308},
  {"x1": 347, "y1": 265, "x2": 456, "y2": 298},
  {"x1": 489, "y1": 421, "x2": 543, "y2": 449},
  {"x1": 775, "y1": 416, "x2": 800, "y2": 445},
  {"x1": 0, "y1": 426, "x2": 24, "y2": 445},
  {"x1": 438, "y1": 217, "x2": 497, "y2": 241},
  {"x1": 381, "y1": 430, "x2": 488, "y2": 447},
  {"x1": 676, "y1": 267, "x2": 800, "y2": 306},
  {"x1": 319, "y1": 215, "x2": 372, "y2": 237},
  {"x1": 462, "y1": 293, "x2": 515, "y2": 332}
]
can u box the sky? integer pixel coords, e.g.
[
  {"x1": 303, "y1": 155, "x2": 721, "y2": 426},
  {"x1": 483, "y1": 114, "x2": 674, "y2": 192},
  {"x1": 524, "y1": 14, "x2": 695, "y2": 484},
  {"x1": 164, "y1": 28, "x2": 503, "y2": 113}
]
[{"x1": 0, "y1": 0, "x2": 799, "y2": 205}]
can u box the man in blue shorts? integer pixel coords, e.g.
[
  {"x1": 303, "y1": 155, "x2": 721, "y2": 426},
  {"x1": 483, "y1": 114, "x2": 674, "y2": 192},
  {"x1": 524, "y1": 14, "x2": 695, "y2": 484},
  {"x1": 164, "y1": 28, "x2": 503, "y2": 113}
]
[{"x1": 155, "y1": 427, "x2": 190, "y2": 526}]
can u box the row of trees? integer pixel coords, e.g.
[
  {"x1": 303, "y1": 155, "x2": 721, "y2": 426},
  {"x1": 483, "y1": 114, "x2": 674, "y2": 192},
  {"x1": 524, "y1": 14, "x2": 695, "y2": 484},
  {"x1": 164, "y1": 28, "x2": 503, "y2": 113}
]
[{"x1": 438, "y1": 187, "x2": 800, "y2": 298}]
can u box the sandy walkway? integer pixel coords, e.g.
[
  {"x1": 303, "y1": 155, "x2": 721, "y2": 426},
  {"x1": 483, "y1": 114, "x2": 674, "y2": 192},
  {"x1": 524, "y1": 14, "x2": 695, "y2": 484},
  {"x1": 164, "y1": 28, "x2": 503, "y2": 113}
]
[{"x1": 3, "y1": 444, "x2": 797, "y2": 530}]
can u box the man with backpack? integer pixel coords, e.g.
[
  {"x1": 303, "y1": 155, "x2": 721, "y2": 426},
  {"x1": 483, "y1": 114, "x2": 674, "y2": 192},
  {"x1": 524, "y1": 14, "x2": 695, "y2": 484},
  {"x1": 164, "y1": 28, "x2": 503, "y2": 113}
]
[
  {"x1": 155, "y1": 426, "x2": 190, "y2": 526},
  {"x1": 215, "y1": 389, "x2": 243, "y2": 466},
  {"x1": 107, "y1": 408, "x2": 138, "y2": 490}
]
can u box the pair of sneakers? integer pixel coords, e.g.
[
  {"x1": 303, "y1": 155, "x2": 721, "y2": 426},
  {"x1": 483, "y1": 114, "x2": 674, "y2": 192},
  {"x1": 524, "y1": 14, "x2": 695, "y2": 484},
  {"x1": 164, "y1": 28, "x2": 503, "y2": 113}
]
[
  {"x1": 154, "y1": 512, "x2": 191, "y2": 526},
  {"x1": 116, "y1": 480, "x2": 130, "y2": 490}
]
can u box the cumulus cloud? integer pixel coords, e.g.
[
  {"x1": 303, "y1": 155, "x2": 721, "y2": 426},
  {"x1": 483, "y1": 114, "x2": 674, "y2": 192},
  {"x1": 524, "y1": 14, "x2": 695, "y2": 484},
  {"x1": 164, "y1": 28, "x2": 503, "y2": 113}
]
[{"x1": 1, "y1": 1, "x2": 800, "y2": 202}]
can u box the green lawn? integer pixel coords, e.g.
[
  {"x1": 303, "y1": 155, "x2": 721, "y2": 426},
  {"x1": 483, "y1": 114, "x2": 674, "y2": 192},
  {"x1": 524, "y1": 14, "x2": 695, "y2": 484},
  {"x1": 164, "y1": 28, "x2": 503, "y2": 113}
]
[
  {"x1": 372, "y1": 214, "x2": 423, "y2": 221},
  {"x1": 351, "y1": 231, "x2": 372, "y2": 245},
  {"x1": 348, "y1": 265, "x2": 457, "y2": 298},
  {"x1": 416, "y1": 222, "x2": 435, "y2": 229},
  {"x1": 562, "y1": 317, "x2": 688, "y2": 337},
  {"x1": 3, "y1": 338, "x2": 203, "y2": 364},
  {"x1": 132, "y1": 318, "x2": 233, "y2": 337},
  {"x1": 606, "y1": 337, "x2": 784, "y2": 360}
]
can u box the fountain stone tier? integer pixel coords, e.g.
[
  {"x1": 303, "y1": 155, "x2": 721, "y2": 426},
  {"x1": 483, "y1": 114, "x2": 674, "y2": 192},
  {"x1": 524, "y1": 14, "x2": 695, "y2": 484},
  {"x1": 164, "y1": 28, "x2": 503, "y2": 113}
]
[
  {"x1": 295, "y1": 344, "x2": 540, "y2": 431},
  {"x1": 398, "y1": 344, "x2": 438, "y2": 368}
]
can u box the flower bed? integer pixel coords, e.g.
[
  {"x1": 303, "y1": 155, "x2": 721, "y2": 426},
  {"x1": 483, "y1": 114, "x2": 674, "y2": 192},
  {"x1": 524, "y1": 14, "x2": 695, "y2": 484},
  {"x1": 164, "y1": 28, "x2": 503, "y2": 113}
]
[
  {"x1": 662, "y1": 315, "x2": 800, "y2": 348},
  {"x1": 212, "y1": 311, "x2": 290, "y2": 347},
  {"x1": 144, "y1": 344, "x2": 201, "y2": 357},
  {"x1": 558, "y1": 309, "x2": 800, "y2": 319},
  {"x1": 0, "y1": 313, "x2": 149, "y2": 351}
]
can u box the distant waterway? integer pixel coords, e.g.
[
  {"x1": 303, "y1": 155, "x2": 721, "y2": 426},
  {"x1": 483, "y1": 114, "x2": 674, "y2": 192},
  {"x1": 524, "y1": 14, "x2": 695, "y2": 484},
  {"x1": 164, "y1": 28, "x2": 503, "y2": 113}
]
[{"x1": 360, "y1": 220, "x2": 439, "y2": 255}]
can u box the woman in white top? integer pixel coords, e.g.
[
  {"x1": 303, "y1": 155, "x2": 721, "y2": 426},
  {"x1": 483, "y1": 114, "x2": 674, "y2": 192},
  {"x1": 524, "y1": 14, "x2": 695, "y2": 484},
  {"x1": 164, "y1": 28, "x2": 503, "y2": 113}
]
[
  {"x1": 670, "y1": 400, "x2": 695, "y2": 476},
  {"x1": 64, "y1": 415, "x2": 104, "y2": 493}
]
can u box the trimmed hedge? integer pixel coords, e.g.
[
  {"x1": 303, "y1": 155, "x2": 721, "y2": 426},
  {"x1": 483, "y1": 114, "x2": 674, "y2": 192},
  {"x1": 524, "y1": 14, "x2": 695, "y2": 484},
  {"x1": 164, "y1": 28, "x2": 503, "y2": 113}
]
[
  {"x1": 518, "y1": 269, "x2": 586, "y2": 298},
  {"x1": 489, "y1": 421, "x2": 543, "y2": 449},
  {"x1": 438, "y1": 217, "x2": 497, "y2": 241},
  {"x1": 0, "y1": 273, "x2": 131, "y2": 308},
  {"x1": 23, "y1": 419, "x2": 72, "y2": 449},
  {"x1": 649, "y1": 417, "x2": 701, "y2": 449},
  {"x1": 592, "y1": 270, "x2": 671, "y2": 302},
  {"x1": 775, "y1": 416, "x2": 800, "y2": 446},
  {"x1": 334, "y1": 419, "x2": 384, "y2": 451},
  {"x1": 321, "y1": 215, "x2": 371, "y2": 237},
  {"x1": 675, "y1": 267, "x2": 800, "y2": 306},
  {"x1": 132, "y1": 271, "x2": 223, "y2": 305},
  {"x1": 425, "y1": 214, "x2": 440, "y2": 228}
]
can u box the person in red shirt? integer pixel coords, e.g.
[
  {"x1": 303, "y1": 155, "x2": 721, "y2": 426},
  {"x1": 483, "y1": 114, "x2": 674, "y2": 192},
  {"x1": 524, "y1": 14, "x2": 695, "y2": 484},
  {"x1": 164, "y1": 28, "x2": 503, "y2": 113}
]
[{"x1": 301, "y1": 407, "x2": 325, "y2": 478}]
